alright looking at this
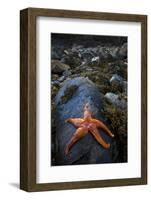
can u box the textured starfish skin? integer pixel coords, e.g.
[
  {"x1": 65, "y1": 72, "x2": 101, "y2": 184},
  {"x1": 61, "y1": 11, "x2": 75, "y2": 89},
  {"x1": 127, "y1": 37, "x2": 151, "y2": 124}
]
[{"x1": 65, "y1": 103, "x2": 114, "y2": 155}]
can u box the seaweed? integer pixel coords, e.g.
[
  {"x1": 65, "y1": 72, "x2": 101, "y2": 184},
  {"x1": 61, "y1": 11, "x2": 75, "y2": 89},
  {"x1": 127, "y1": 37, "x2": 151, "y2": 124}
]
[
  {"x1": 61, "y1": 85, "x2": 78, "y2": 104},
  {"x1": 102, "y1": 99, "x2": 127, "y2": 162}
]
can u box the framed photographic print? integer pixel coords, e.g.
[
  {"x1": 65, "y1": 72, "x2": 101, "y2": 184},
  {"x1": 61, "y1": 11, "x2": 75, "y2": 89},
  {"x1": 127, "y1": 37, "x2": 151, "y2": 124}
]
[{"x1": 20, "y1": 8, "x2": 147, "y2": 191}]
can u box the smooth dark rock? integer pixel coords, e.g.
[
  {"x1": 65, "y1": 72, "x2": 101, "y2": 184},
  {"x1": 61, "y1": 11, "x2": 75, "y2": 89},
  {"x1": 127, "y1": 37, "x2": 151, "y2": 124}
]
[{"x1": 54, "y1": 77, "x2": 118, "y2": 165}]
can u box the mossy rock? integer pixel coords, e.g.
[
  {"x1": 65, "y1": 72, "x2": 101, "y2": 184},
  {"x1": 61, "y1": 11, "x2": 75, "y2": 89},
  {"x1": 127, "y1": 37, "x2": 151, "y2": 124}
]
[{"x1": 60, "y1": 85, "x2": 78, "y2": 104}]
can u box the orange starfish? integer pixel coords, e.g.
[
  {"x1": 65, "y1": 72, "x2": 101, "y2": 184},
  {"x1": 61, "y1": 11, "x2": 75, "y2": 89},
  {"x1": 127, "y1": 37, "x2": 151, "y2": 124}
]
[{"x1": 65, "y1": 103, "x2": 114, "y2": 155}]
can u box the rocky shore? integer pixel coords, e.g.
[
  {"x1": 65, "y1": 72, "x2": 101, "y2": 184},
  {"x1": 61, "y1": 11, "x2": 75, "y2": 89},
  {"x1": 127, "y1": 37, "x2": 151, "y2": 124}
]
[{"x1": 51, "y1": 34, "x2": 127, "y2": 165}]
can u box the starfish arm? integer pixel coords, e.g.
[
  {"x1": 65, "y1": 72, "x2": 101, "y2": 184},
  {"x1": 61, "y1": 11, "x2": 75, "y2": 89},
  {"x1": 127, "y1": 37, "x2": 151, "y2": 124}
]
[
  {"x1": 89, "y1": 126, "x2": 110, "y2": 149},
  {"x1": 92, "y1": 119, "x2": 114, "y2": 138},
  {"x1": 83, "y1": 103, "x2": 92, "y2": 120},
  {"x1": 65, "y1": 127, "x2": 88, "y2": 155},
  {"x1": 65, "y1": 118, "x2": 83, "y2": 128}
]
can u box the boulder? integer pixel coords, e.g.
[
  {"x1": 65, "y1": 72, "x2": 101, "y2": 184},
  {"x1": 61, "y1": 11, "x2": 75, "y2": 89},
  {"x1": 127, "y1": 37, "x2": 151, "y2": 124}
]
[
  {"x1": 61, "y1": 54, "x2": 81, "y2": 68},
  {"x1": 110, "y1": 74, "x2": 124, "y2": 93},
  {"x1": 99, "y1": 47, "x2": 112, "y2": 60},
  {"x1": 91, "y1": 56, "x2": 100, "y2": 65},
  {"x1": 105, "y1": 93, "x2": 119, "y2": 104},
  {"x1": 58, "y1": 76, "x2": 65, "y2": 82},
  {"x1": 110, "y1": 74, "x2": 127, "y2": 93},
  {"x1": 104, "y1": 92, "x2": 127, "y2": 109},
  {"x1": 54, "y1": 77, "x2": 118, "y2": 166},
  {"x1": 51, "y1": 60, "x2": 70, "y2": 74},
  {"x1": 62, "y1": 69, "x2": 72, "y2": 77},
  {"x1": 110, "y1": 74, "x2": 123, "y2": 84},
  {"x1": 118, "y1": 43, "x2": 127, "y2": 59},
  {"x1": 109, "y1": 47, "x2": 119, "y2": 59}
]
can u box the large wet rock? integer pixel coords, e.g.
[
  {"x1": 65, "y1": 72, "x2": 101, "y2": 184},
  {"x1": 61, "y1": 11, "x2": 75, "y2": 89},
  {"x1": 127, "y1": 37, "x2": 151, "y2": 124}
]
[{"x1": 54, "y1": 77, "x2": 118, "y2": 166}]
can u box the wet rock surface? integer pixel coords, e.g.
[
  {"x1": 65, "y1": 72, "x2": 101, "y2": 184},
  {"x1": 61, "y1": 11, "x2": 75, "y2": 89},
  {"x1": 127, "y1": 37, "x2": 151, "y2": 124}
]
[
  {"x1": 51, "y1": 34, "x2": 128, "y2": 165},
  {"x1": 54, "y1": 77, "x2": 118, "y2": 165}
]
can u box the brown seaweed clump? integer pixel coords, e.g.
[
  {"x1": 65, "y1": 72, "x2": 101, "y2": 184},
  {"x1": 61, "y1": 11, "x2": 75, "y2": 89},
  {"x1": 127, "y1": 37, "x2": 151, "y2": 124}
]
[{"x1": 102, "y1": 99, "x2": 127, "y2": 162}]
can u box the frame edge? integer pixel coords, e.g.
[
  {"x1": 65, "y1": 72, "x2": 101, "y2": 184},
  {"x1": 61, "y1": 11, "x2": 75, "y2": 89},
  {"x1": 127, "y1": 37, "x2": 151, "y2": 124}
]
[
  {"x1": 20, "y1": 8, "x2": 37, "y2": 192},
  {"x1": 20, "y1": 8, "x2": 29, "y2": 191}
]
